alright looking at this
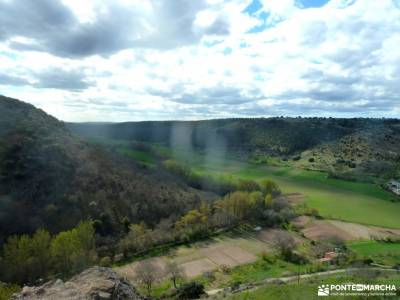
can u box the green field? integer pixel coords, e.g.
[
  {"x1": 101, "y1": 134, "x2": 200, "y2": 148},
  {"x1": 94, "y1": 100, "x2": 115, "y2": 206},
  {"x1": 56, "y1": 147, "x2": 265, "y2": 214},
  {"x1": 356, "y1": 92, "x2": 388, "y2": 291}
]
[
  {"x1": 108, "y1": 141, "x2": 400, "y2": 229},
  {"x1": 184, "y1": 156, "x2": 400, "y2": 229},
  {"x1": 117, "y1": 148, "x2": 156, "y2": 166},
  {"x1": 349, "y1": 241, "x2": 400, "y2": 265},
  {"x1": 227, "y1": 272, "x2": 400, "y2": 300}
]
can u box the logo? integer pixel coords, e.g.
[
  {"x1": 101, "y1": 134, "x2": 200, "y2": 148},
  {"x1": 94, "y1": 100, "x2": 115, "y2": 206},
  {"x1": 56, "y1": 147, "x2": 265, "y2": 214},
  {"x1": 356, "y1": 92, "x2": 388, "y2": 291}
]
[
  {"x1": 317, "y1": 283, "x2": 397, "y2": 297},
  {"x1": 318, "y1": 285, "x2": 330, "y2": 296}
]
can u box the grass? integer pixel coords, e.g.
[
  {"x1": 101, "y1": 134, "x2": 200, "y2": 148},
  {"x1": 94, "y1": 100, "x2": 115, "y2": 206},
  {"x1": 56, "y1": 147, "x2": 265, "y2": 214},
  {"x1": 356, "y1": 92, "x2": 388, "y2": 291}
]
[
  {"x1": 225, "y1": 259, "x2": 323, "y2": 287},
  {"x1": 116, "y1": 148, "x2": 156, "y2": 166},
  {"x1": 348, "y1": 241, "x2": 400, "y2": 265},
  {"x1": 186, "y1": 157, "x2": 400, "y2": 229},
  {"x1": 227, "y1": 272, "x2": 400, "y2": 300},
  {"x1": 102, "y1": 139, "x2": 400, "y2": 229}
]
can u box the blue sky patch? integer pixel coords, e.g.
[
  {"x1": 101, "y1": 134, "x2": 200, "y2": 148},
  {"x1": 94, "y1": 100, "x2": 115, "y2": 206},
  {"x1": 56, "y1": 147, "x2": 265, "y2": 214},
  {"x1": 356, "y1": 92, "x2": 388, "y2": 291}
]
[
  {"x1": 223, "y1": 47, "x2": 232, "y2": 55},
  {"x1": 244, "y1": 0, "x2": 263, "y2": 15},
  {"x1": 297, "y1": 0, "x2": 330, "y2": 8}
]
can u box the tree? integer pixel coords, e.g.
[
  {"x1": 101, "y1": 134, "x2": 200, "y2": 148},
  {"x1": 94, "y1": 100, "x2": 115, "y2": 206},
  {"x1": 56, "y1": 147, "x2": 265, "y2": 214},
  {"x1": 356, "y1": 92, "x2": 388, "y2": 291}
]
[
  {"x1": 272, "y1": 231, "x2": 296, "y2": 261},
  {"x1": 2, "y1": 234, "x2": 31, "y2": 283},
  {"x1": 176, "y1": 281, "x2": 205, "y2": 299},
  {"x1": 260, "y1": 179, "x2": 281, "y2": 197},
  {"x1": 51, "y1": 230, "x2": 80, "y2": 275},
  {"x1": 29, "y1": 229, "x2": 51, "y2": 281},
  {"x1": 134, "y1": 260, "x2": 161, "y2": 296},
  {"x1": 51, "y1": 221, "x2": 96, "y2": 276},
  {"x1": 165, "y1": 260, "x2": 184, "y2": 288}
]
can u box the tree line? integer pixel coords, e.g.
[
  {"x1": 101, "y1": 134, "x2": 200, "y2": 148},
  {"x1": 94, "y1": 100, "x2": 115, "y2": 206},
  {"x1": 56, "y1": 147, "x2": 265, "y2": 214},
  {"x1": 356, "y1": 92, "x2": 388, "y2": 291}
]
[
  {"x1": 0, "y1": 221, "x2": 96, "y2": 285},
  {"x1": 118, "y1": 178, "x2": 294, "y2": 258}
]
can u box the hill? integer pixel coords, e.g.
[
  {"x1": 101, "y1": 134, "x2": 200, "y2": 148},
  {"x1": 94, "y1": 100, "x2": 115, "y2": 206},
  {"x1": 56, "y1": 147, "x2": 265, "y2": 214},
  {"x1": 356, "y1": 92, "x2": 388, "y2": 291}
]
[
  {"x1": 68, "y1": 118, "x2": 400, "y2": 179},
  {"x1": 0, "y1": 96, "x2": 210, "y2": 243}
]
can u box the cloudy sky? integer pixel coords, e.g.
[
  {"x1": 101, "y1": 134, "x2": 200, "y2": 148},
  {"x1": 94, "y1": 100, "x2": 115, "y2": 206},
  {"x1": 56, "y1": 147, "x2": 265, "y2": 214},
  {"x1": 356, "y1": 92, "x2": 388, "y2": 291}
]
[{"x1": 0, "y1": 0, "x2": 399, "y2": 121}]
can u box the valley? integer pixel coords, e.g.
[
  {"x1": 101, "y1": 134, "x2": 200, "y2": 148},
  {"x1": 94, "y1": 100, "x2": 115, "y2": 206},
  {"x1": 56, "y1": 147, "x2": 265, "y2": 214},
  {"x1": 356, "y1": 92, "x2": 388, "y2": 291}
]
[{"x1": 1, "y1": 96, "x2": 400, "y2": 299}]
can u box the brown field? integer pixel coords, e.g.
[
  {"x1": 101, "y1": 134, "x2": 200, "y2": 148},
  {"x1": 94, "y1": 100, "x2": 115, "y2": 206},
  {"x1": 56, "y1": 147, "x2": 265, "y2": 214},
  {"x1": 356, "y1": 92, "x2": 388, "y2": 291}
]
[
  {"x1": 300, "y1": 218, "x2": 400, "y2": 241},
  {"x1": 257, "y1": 228, "x2": 305, "y2": 245},
  {"x1": 114, "y1": 231, "x2": 269, "y2": 282},
  {"x1": 181, "y1": 258, "x2": 217, "y2": 277}
]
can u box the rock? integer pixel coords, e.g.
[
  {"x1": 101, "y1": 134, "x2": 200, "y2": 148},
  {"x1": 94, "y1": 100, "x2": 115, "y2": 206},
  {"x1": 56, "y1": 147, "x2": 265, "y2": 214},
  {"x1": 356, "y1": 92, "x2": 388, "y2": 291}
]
[{"x1": 12, "y1": 266, "x2": 144, "y2": 300}]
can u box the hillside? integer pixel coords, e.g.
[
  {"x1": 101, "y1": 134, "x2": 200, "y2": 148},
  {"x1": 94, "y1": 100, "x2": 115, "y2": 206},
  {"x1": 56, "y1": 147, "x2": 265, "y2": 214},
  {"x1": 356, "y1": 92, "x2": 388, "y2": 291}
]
[
  {"x1": 0, "y1": 96, "x2": 210, "y2": 243},
  {"x1": 68, "y1": 118, "x2": 400, "y2": 179}
]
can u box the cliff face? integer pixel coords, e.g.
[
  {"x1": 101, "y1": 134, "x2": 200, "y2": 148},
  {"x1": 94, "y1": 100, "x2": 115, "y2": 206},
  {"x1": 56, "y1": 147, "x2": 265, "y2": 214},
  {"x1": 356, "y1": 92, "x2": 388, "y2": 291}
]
[{"x1": 12, "y1": 266, "x2": 144, "y2": 300}]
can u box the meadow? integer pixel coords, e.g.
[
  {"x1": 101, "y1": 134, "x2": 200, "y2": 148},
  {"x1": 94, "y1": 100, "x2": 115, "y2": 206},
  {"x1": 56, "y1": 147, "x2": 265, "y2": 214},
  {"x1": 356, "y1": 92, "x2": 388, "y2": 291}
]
[
  {"x1": 187, "y1": 156, "x2": 400, "y2": 229},
  {"x1": 348, "y1": 241, "x2": 400, "y2": 265},
  {"x1": 227, "y1": 272, "x2": 400, "y2": 300}
]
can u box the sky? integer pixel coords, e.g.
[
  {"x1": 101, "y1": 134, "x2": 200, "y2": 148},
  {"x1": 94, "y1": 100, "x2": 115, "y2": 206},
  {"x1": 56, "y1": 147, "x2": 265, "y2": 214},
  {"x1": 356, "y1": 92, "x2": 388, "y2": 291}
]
[{"x1": 0, "y1": 0, "x2": 399, "y2": 122}]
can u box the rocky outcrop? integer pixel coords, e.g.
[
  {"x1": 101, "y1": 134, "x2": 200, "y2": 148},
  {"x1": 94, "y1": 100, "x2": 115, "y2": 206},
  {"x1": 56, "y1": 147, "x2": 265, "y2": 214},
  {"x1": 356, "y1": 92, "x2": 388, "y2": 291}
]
[{"x1": 12, "y1": 266, "x2": 144, "y2": 300}]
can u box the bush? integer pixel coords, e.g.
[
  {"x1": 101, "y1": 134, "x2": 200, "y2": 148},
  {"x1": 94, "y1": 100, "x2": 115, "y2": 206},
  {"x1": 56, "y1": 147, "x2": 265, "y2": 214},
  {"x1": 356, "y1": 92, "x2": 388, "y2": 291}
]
[
  {"x1": 176, "y1": 281, "x2": 205, "y2": 299},
  {"x1": 260, "y1": 251, "x2": 276, "y2": 263},
  {"x1": 0, "y1": 282, "x2": 20, "y2": 300},
  {"x1": 99, "y1": 256, "x2": 112, "y2": 267}
]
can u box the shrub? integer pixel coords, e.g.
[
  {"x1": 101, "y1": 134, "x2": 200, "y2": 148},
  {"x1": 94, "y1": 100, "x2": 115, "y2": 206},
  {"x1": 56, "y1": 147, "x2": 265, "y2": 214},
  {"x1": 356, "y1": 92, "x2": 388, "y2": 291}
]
[
  {"x1": 176, "y1": 281, "x2": 205, "y2": 299},
  {"x1": 99, "y1": 256, "x2": 112, "y2": 267}
]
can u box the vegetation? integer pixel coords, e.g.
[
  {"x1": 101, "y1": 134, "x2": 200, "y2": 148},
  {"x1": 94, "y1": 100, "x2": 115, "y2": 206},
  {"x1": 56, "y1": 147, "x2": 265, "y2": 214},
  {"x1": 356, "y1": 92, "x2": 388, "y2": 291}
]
[
  {"x1": 0, "y1": 96, "x2": 209, "y2": 244},
  {"x1": 348, "y1": 240, "x2": 400, "y2": 266},
  {"x1": 190, "y1": 160, "x2": 400, "y2": 228},
  {"x1": 118, "y1": 187, "x2": 293, "y2": 258},
  {"x1": 2, "y1": 96, "x2": 400, "y2": 299},
  {"x1": 68, "y1": 117, "x2": 400, "y2": 179},
  {"x1": 0, "y1": 283, "x2": 20, "y2": 300},
  {"x1": 134, "y1": 260, "x2": 161, "y2": 296},
  {"x1": 0, "y1": 221, "x2": 96, "y2": 284}
]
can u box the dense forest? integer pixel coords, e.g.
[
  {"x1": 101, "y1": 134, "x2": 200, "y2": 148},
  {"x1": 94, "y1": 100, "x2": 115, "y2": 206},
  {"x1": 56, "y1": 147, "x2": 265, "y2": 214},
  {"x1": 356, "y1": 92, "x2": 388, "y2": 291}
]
[{"x1": 0, "y1": 96, "x2": 214, "y2": 243}]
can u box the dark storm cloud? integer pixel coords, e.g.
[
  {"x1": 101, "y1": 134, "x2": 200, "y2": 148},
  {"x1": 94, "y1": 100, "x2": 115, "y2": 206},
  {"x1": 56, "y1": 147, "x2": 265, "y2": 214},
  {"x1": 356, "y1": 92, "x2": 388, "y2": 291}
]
[
  {"x1": 33, "y1": 68, "x2": 93, "y2": 91},
  {"x1": 0, "y1": 0, "x2": 229, "y2": 58},
  {"x1": 0, "y1": 73, "x2": 29, "y2": 86}
]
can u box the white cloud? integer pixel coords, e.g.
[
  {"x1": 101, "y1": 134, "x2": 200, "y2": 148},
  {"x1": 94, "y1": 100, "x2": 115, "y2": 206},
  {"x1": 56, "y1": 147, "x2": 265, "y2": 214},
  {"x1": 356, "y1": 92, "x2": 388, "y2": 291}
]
[{"x1": 0, "y1": 0, "x2": 399, "y2": 121}]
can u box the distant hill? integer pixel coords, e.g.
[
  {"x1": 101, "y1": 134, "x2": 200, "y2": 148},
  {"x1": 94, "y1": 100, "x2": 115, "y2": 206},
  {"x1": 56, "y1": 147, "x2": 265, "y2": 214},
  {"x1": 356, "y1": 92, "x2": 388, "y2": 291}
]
[
  {"x1": 68, "y1": 118, "x2": 400, "y2": 179},
  {"x1": 0, "y1": 96, "x2": 209, "y2": 242}
]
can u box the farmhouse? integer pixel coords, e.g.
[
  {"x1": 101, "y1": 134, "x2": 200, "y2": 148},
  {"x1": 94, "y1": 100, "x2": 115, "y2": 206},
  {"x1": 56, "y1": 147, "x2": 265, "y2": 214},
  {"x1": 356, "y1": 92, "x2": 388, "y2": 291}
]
[{"x1": 388, "y1": 180, "x2": 400, "y2": 195}]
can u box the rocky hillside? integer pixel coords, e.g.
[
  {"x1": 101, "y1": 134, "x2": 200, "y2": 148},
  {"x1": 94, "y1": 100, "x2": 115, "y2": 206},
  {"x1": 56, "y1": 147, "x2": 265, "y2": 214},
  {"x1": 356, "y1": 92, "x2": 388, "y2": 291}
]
[
  {"x1": 0, "y1": 96, "x2": 210, "y2": 242},
  {"x1": 12, "y1": 267, "x2": 143, "y2": 300}
]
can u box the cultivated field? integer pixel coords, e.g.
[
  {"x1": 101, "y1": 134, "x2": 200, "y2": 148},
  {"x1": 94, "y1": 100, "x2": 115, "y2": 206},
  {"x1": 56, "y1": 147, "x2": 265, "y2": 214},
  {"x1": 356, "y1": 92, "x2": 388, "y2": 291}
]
[
  {"x1": 114, "y1": 230, "x2": 271, "y2": 282},
  {"x1": 114, "y1": 216, "x2": 400, "y2": 285},
  {"x1": 293, "y1": 216, "x2": 400, "y2": 241}
]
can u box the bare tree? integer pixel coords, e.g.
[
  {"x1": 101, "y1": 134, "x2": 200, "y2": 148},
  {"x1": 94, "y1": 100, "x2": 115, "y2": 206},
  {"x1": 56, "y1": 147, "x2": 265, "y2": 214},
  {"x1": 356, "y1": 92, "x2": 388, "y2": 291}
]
[
  {"x1": 272, "y1": 231, "x2": 296, "y2": 261},
  {"x1": 165, "y1": 260, "x2": 184, "y2": 288},
  {"x1": 134, "y1": 260, "x2": 161, "y2": 296}
]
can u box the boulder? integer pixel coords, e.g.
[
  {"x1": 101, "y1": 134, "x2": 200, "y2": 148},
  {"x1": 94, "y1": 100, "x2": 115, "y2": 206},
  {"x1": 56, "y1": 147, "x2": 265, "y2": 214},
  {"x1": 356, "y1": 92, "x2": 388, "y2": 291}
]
[{"x1": 12, "y1": 266, "x2": 144, "y2": 300}]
